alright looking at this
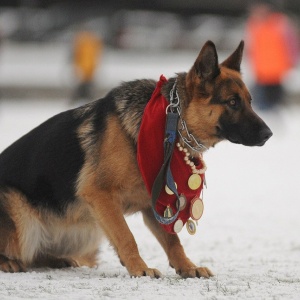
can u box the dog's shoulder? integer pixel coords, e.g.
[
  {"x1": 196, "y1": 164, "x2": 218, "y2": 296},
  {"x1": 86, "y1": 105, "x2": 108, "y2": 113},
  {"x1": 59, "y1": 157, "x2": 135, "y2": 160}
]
[
  {"x1": 113, "y1": 79, "x2": 157, "y2": 142},
  {"x1": 75, "y1": 79, "x2": 157, "y2": 144}
]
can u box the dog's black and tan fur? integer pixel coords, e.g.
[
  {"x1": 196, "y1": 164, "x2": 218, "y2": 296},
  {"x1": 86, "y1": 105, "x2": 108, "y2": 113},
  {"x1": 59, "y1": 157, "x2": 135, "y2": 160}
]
[{"x1": 0, "y1": 41, "x2": 272, "y2": 277}]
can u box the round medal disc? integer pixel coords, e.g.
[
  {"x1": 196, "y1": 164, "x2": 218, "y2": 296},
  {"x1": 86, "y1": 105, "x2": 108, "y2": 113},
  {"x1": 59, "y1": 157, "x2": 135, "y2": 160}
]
[
  {"x1": 177, "y1": 194, "x2": 187, "y2": 211},
  {"x1": 165, "y1": 182, "x2": 177, "y2": 195},
  {"x1": 173, "y1": 219, "x2": 184, "y2": 233},
  {"x1": 186, "y1": 219, "x2": 196, "y2": 235},
  {"x1": 190, "y1": 197, "x2": 204, "y2": 220},
  {"x1": 188, "y1": 174, "x2": 202, "y2": 190}
]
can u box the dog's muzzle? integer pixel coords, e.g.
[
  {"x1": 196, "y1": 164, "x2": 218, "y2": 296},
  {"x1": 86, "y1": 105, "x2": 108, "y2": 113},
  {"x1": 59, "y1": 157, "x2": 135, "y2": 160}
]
[{"x1": 255, "y1": 125, "x2": 273, "y2": 146}]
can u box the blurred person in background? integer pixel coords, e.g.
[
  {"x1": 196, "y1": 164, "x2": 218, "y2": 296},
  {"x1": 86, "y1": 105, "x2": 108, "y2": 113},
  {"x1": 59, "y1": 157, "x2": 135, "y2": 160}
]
[
  {"x1": 72, "y1": 30, "x2": 103, "y2": 103},
  {"x1": 245, "y1": 1, "x2": 299, "y2": 110}
]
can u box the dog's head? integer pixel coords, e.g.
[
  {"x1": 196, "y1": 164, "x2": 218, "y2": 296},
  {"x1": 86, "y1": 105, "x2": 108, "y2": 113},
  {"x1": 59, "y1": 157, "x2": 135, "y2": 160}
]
[{"x1": 182, "y1": 40, "x2": 272, "y2": 149}]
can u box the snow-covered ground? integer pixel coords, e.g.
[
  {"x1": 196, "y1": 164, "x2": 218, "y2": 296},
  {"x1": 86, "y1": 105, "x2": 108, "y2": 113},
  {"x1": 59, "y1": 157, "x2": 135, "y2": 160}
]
[{"x1": 0, "y1": 97, "x2": 299, "y2": 299}]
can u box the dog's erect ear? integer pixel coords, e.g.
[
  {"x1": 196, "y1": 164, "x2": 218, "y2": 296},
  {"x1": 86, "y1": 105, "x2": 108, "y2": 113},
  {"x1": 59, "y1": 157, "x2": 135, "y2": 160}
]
[
  {"x1": 193, "y1": 41, "x2": 220, "y2": 80},
  {"x1": 221, "y1": 40, "x2": 244, "y2": 72}
]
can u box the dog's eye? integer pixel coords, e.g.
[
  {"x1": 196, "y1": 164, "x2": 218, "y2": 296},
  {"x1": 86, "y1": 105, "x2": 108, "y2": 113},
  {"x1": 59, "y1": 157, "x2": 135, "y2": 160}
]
[
  {"x1": 229, "y1": 99, "x2": 236, "y2": 106},
  {"x1": 227, "y1": 97, "x2": 240, "y2": 109}
]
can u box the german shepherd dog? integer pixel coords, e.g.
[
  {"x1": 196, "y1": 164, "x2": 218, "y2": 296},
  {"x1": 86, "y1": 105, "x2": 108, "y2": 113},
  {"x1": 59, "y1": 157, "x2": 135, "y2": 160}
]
[{"x1": 0, "y1": 41, "x2": 272, "y2": 278}]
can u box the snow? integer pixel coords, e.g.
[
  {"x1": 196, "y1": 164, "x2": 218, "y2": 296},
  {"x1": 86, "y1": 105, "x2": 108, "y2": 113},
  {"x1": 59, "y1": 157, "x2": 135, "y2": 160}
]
[
  {"x1": 0, "y1": 42, "x2": 300, "y2": 298},
  {"x1": 0, "y1": 98, "x2": 299, "y2": 300}
]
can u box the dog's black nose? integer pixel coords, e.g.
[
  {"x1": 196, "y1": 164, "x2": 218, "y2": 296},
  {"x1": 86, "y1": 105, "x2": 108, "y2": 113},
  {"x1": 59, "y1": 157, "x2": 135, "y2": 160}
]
[{"x1": 258, "y1": 126, "x2": 273, "y2": 145}]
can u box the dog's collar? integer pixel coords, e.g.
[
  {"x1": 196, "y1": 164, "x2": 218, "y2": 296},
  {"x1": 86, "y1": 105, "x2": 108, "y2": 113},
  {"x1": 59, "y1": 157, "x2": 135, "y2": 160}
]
[
  {"x1": 137, "y1": 75, "x2": 206, "y2": 235},
  {"x1": 168, "y1": 80, "x2": 208, "y2": 153}
]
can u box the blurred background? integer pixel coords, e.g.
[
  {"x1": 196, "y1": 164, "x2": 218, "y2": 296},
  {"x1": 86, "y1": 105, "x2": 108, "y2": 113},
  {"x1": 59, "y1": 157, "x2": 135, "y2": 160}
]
[{"x1": 0, "y1": 0, "x2": 300, "y2": 106}]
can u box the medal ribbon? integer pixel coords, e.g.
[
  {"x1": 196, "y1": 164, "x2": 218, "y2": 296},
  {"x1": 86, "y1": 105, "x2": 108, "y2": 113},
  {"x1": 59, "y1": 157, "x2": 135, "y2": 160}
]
[{"x1": 151, "y1": 111, "x2": 180, "y2": 225}]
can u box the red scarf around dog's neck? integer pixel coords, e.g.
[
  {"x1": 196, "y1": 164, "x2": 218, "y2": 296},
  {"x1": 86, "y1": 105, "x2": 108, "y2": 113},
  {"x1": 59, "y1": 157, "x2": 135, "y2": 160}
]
[{"x1": 137, "y1": 75, "x2": 205, "y2": 234}]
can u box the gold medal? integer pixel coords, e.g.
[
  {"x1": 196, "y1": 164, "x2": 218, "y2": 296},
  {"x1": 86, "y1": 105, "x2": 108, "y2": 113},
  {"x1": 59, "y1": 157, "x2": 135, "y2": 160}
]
[
  {"x1": 188, "y1": 174, "x2": 202, "y2": 190},
  {"x1": 165, "y1": 182, "x2": 177, "y2": 195},
  {"x1": 186, "y1": 219, "x2": 196, "y2": 235},
  {"x1": 173, "y1": 219, "x2": 183, "y2": 233},
  {"x1": 190, "y1": 197, "x2": 204, "y2": 220},
  {"x1": 176, "y1": 194, "x2": 187, "y2": 211},
  {"x1": 163, "y1": 205, "x2": 173, "y2": 218}
]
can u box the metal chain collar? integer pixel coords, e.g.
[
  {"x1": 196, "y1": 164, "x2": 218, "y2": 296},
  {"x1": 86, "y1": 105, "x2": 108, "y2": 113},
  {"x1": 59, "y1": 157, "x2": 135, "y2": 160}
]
[{"x1": 167, "y1": 81, "x2": 208, "y2": 153}]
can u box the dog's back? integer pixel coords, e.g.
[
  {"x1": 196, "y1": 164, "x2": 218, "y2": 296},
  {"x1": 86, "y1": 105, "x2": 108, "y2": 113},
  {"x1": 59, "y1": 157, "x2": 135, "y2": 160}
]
[{"x1": 0, "y1": 79, "x2": 155, "y2": 212}]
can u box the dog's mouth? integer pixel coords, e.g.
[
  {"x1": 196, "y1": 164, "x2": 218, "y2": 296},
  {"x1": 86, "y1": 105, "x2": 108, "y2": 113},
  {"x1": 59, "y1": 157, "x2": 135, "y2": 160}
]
[
  {"x1": 216, "y1": 125, "x2": 241, "y2": 144},
  {"x1": 227, "y1": 136, "x2": 241, "y2": 144}
]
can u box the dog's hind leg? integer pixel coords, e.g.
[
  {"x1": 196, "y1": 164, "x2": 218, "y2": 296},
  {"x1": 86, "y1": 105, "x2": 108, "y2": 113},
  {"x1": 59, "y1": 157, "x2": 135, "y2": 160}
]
[
  {"x1": 0, "y1": 195, "x2": 26, "y2": 272},
  {"x1": 72, "y1": 249, "x2": 99, "y2": 268},
  {"x1": 0, "y1": 255, "x2": 26, "y2": 273},
  {"x1": 0, "y1": 189, "x2": 44, "y2": 272},
  {"x1": 142, "y1": 207, "x2": 214, "y2": 278},
  {"x1": 33, "y1": 249, "x2": 99, "y2": 269},
  {"x1": 32, "y1": 255, "x2": 80, "y2": 269}
]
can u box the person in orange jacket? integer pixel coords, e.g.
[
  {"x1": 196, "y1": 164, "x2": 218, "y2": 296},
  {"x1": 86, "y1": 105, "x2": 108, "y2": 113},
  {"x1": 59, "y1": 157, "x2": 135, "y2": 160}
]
[
  {"x1": 245, "y1": 2, "x2": 299, "y2": 110},
  {"x1": 72, "y1": 31, "x2": 103, "y2": 102}
]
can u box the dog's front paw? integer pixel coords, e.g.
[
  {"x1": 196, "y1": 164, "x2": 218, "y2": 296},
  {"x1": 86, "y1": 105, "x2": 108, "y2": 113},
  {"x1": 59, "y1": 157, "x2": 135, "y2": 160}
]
[
  {"x1": 176, "y1": 266, "x2": 214, "y2": 279},
  {"x1": 129, "y1": 267, "x2": 162, "y2": 279}
]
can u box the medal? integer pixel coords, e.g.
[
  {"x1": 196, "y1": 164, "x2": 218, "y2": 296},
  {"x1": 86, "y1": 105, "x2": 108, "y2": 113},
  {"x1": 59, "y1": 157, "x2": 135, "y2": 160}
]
[
  {"x1": 163, "y1": 205, "x2": 173, "y2": 218},
  {"x1": 186, "y1": 219, "x2": 196, "y2": 235},
  {"x1": 173, "y1": 219, "x2": 183, "y2": 233},
  {"x1": 176, "y1": 194, "x2": 187, "y2": 211},
  {"x1": 188, "y1": 174, "x2": 202, "y2": 190},
  {"x1": 165, "y1": 182, "x2": 177, "y2": 195},
  {"x1": 190, "y1": 197, "x2": 204, "y2": 220}
]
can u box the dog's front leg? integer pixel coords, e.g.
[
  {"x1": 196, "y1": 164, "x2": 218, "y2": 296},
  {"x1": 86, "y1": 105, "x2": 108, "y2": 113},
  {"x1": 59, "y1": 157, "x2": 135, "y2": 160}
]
[
  {"x1": 82, "y1": 189, "x2": 161, "y2": 278},
  {"x1": 142, "y1": 207, "x2": 213, "y2": 278}
]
